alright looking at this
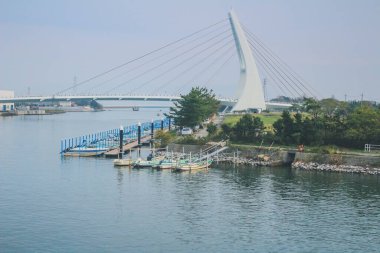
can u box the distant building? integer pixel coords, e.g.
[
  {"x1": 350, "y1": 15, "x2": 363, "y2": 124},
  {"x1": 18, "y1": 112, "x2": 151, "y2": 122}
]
[
  {"x1": 0, "y1": 90, "x2": 15, "y2": 112},
  {"x1": 58, "y1": 101, "x2": 72, "y2": 107}
]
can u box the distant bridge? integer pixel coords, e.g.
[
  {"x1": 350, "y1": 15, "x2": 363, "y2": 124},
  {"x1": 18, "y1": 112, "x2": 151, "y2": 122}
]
[
  {"x1": 0, "y1": 94, "x2": 292, "y2": 110},
  {"x1": 2, "y1": 10, "x2": 314, "y2": 112}
]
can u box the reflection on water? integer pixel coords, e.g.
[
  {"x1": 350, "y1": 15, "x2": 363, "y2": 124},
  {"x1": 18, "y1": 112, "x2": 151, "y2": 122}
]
[{"x1": 0, "y1": 111, "x2": 380, "y2": 252}]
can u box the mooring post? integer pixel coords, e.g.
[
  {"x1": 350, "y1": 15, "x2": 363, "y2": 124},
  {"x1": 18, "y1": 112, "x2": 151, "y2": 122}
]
[
  {"x1": 150, "y1": 119, "x2": 154, "y2": 153},
  {"x1": 137, "y1": 122, "x2": 141, "y2": 158},
  {"x1": 151, "y1": 119, "x2": 154, "y2": 138},
  {"x1": 207, "y1": 152, "x2": 209, "y2": 169},
  {"x1": 119, "y1": 125, "x2": 124, "y2": 159},
  {"x1": 161, "y1": 118, "x2": 164, "y2": 130}
]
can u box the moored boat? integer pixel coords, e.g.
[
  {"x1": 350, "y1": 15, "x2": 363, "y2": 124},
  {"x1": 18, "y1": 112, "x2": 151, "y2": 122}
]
[
  {"x1": 63, "y1": 146, "x2": 108, "y2": 157},
  {"x1": 157, "y1": 159, "x2": 189, "y2": 169},
  {"x1": 133, "y1": 156, "x2": 165, "y2": 168},
  {"x1": 113, "y1": 158, "x2": 133, "y2": 166},
  {"x1": 174, "y1": 159, "x2": 212, "y2": 172}
]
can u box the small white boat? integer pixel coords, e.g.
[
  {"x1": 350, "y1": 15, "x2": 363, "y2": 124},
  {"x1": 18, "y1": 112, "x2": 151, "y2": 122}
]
[
  {"x1": 133, "y1": 156, "x2": 165, "y2": 168},
  {"x1": 174, "y1": 160, "x2": 212, "y2": 172},
  {"x1": 113, "y1": 158, "x2": 133, "y2": 166},
  {"x1": 64, "y1": 146, "x2": 108, "y2": 157}
]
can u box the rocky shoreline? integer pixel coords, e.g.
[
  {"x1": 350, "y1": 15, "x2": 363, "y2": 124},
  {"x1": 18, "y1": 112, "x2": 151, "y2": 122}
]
[{"x1": 292, "y1": 161, "x2": 380, "y2": 175}]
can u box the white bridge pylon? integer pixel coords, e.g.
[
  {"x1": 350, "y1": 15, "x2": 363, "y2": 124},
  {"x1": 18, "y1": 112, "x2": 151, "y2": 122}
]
[{"x1": 229, "y1": 10, "x2": 266, "y2": 112}]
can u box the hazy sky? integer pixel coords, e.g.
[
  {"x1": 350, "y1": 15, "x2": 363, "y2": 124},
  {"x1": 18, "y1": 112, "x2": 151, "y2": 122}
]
[{"x1": 1, "y1": 0, "x2": 379, "y2": 101}]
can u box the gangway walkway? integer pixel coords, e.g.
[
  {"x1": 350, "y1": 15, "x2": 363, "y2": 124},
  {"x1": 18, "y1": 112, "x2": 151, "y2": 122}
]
[
  {"x1": 60, "y1": 118, "x2": 171, "y2": 156},
  {"x1": 195, "y1": 141, "x2": 228, "y2": 161},
  {"x1": 197, "y1": 146, "x2": 229, "y2": 161}
]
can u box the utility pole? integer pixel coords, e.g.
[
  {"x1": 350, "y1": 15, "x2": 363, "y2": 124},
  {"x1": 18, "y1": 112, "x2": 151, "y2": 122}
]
[{"x1": 361, "y1": 93, "x2": 364, "y2": 105}]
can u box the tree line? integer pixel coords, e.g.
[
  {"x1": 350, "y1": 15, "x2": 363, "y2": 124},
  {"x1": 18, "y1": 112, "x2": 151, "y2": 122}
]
[{"x1": 221, "y1": 98, "x2": 380, "y2": 148}]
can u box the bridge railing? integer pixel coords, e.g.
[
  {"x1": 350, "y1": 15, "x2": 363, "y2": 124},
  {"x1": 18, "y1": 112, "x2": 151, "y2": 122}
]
[
  {"x1": 60, "y1": 118, "x2": 171, "y2": 154},
  {"x1": 364, "y1": 144, "x2": 380, "y2": 152}
]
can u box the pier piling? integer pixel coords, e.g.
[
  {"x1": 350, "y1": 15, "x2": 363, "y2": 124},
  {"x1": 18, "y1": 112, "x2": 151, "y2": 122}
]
[
  {"x1": 137, "y1": 122, "x2": 141, "y2": 158},
  {"x1": 119, "y1": 126, "x2": 123, "y2": 159}
]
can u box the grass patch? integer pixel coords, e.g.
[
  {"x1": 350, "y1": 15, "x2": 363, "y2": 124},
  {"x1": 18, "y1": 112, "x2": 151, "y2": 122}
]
[{"x1": 223, "y1": 113, "x2": 282, "y2": 127}]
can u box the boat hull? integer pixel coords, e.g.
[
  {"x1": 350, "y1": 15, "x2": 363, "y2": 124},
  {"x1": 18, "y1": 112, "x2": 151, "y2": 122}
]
[
  {"x1": 63, "y1": 148, "x2": 107, "y2": 157},
  {"x1": 174, "y1": 160, "x2": 212, "y2": 172},
  {"x1": 113, "y1": 159, "x2": 133, "y2": 166}
]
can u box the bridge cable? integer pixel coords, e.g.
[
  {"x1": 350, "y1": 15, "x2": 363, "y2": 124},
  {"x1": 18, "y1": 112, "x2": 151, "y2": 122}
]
[
  {"x1": 256, "y1": 66, "x2": 288, "y2": 96},
  {"x1": 54, "y1": 18, "x2": 228, "y2": 95},
  {"x1": 83, "y1": 22, "x2": 230, "y2": 94},
  {"x1": 246, "y1": 34, "x2": 312, "y2": 98},
  {"x1": 242, "y1": 25, "x2": 319, "y2": 98},
  {"x1": 247, "y1": 41, "x2": 299, "y2": 97},
  {"x1": 247, "y1": 30, "x2": 320, "y2": 98},
  {"x1": 203, "y1": 51, "x2": 236, "y2": 88},
  {"x1": 105, "y1": 32, "x2": 233, "y2": 94},
  {"x1": 150, "y1": 42, "x2": 235, "y2": 95},
  {"x1": 243, "y1": 25, "x2": 314, "y2": 96},
  {"x1": 174, "y1": 46, "x2": 236, "y2": 95},
  {"x1": 249, "y1": 42, "x2": 298, "y2": 97},
  {"x1": 129, "y1": 38, "x2": 234, "y2": 94}
]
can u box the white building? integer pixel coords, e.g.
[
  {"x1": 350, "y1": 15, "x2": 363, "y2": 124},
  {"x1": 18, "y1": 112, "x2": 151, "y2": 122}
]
[{"x1": 0, "y1": 90, "x2": 15, "y2": 111}]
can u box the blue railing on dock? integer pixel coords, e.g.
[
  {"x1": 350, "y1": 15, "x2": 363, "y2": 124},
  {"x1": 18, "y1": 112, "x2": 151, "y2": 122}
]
[{"x1": 60, "y1": 118, "x2": 171, "y2": 154}]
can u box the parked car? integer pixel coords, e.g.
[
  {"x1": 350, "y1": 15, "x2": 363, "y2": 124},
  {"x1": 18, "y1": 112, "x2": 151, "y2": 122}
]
[{"x1": 181, "y1": 127, "x2": 193, "y2": 135}]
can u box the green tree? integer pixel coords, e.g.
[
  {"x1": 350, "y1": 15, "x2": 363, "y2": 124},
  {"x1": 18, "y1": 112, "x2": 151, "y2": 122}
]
[
  {"x1": 303, "y1": 97, "x2": 321, "y2": 120},
  {"x1": 206, "y1": 122, "x2": 217, "y2": 136},
  {"x1": 233, "y1": 114, "x2": 264, "y2": 142},
  {"x1": 167, "y1": 87, "x2": 219, "y2": 128},
  {"x1": 273, "y1": 111, "x2": 295, "y2": 144},
  {"x1": 154, "y1": 130, "x2": 174, "y2": 148},
  {"x1": 344, "y1": 106, "x2": 380, "y2": 147}
]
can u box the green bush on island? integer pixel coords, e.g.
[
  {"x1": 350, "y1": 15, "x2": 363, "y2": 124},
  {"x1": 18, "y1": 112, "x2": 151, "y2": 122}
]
[
  {"x1": 154, "y1": 130, "x2": 175, "y2": 148},
  {"x1": 206, "y1": 122, "x2": 218, "y2": 136}
]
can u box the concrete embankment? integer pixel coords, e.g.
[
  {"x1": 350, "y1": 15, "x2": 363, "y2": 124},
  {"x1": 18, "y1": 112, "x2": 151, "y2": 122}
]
[
  {"x1": 168, "y1": 143, "x2": 380, "y2": 175},
  {"x1": 292, "y1": 152, "x2": 380, "y2": 175},
  {"x1": 168, "y1": 144, "x2": 293, "y2": 166}
]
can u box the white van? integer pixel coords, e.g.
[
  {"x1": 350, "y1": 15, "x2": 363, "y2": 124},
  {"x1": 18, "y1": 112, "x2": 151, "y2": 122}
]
[{"x1": 181, "y1": 127, "x2": 193, "y2": 135}]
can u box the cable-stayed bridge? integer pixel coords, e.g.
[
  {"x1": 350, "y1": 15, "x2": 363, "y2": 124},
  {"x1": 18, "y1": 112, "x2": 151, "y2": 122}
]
[{"x1": 1, "y1": 10, "x2": 316, "y2": 111}]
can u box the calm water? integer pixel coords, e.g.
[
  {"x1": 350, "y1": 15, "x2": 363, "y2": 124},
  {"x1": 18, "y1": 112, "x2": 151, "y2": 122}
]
[{"x1": 0, "y1": 110, "x2": 379, "y2": 253}]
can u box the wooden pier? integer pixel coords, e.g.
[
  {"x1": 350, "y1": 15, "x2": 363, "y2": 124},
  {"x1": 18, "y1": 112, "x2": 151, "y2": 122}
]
[{"x1": 104, "y1": 136, "x2": 151, "y2": 158}]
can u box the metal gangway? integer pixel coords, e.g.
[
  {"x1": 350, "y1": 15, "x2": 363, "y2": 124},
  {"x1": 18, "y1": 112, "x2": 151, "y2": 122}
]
[
  {"x1": 195, "y1": 141, "x2": 228, "y2": 162},
  {"x1": 364, "y1": 144, "x2": 380, "y2": 152}
]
